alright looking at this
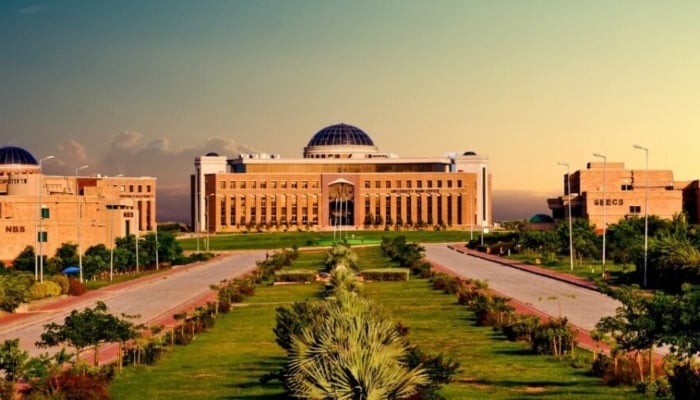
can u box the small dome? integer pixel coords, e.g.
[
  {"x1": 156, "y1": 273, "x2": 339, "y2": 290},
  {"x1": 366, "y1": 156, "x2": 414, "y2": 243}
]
[
  {"x1": 528, "y1": 214, "x2": 555, "y2": 224},
  {"x1": 307, "y1": 123, "x2": 375, "y2": 147},
  {"x1": 463, "y1": 151, "x2": 477, "y2": 156},
  {"x1": 0, "y1": 146, "x2": 38, "y2": 166},
  {"x1": 205, "y1": 152, "x2": 220, "y2": 157}
]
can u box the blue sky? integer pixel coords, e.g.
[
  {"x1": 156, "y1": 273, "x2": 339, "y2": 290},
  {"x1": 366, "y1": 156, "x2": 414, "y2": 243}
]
[{"x1": 2, "y1": 1, "x2": 699, "y2": 222}]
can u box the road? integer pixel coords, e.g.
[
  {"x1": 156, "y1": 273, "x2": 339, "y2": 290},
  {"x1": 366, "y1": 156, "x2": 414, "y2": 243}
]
[
  {"x1": 0, "y1": 251, "x2": 265, "y2": 358},
  {"x1": 2, "y1": 244, "x2": 622, "y2": 360},
  {"x1": 424, "y1": 244, "x2": 620, "y2": 332}
]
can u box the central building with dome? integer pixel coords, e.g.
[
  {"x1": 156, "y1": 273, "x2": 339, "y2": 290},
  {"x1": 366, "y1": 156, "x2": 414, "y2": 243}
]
[{"x1": 191, "y1": 123, "x2": 491, "y2": 233}]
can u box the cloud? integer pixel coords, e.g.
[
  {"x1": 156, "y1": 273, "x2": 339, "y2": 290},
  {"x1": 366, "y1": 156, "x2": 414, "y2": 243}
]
[{"x1": 42, "y1": 132, "x2": 258, "y2": 223}]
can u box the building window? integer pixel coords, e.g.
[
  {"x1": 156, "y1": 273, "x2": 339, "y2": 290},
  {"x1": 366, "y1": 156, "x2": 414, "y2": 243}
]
[
  {"x1": 147, "y1": 185, "x2": 151, "y2": 193},
  {"x1": 240, "y1": 181, "x2": 246, "y2": 189},
  {"x1": 129, "y1": 185, "x2": 134, "y2": 192},
  {"x1": 406, "y1": 180, "x2": 412, "y2": 189},
  {"x1": 230, "y1": 181, "x2": 236, "y2": 189},
  {"x1": 629, "y1": 205, "x2": 642, "y2": 214},
  {"x1": 621, "y1": 184, "x2": 633, "y2": 191},
  {"x1": 281, "y1": 181, "x2": 287, "y2": 189},
  {"x1": 220, "y1": 181, "x2": 226, "y2": 189},
  {"x1": 270, "y1": 181, "x2": 276, "y2": 189},
  {"x1": 457, "y1": 180, "x2": 463, "y2": 188},
  {"x1": 447, "y1": 180, "x2": 453, "y2": 188},
  {"x1": 220, "y1": 198, "x2": 226, "y2": 225},
  {"x1": 375, "y1": 180, "x2": 381, "y2": 189},
  {"x1": 301, "y1": 181, "x2": 308, "y2": 189},
  {"x1": 251, "y1": 181, "x2": 257, "y2": 189},
  {"x1": 427, "y1": 180, "x2": 433, "y2": 189},
  {"x1": 312, "y1": 181, "x2": 319, "y2": 189},
  {"x1": 364, "y1": 180, "x2": 370, "y2": 189},
  {"x1": 230, "y1": 196, "x2": 236, "y2": 225},
  {"x1": 417, "y1": 181, "x2": 423, "y2": 189},
  {"x1": 291, "y1": 181, "x2": 298, "y2": 189},
  {"x1": 271, "y1": 196, "x2": 277, "y2": 223},
  {"x1": 260, "y1": 197, "x2": 267, "y2": 223},
  {"x1": 385, "y1": 195, "x2": 392, "y2": 225},
  {"x1": 437, "y1": 180, "x2": 442, "y2": 188},
  {"x1": 260, "y1": 181, "x2": 267, "y2": 189},
  {"x1": 396, "y1": 180, "x2": 402, "y2": 189},
  {"x1": 385, "y1": 180, "x2": 391, "y2": 189}
]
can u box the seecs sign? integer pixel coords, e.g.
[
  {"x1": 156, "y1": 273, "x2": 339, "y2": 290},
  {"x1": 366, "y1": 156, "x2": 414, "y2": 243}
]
[{"x1": 593, "y1": 198, "x2": 624, "y2": 206}]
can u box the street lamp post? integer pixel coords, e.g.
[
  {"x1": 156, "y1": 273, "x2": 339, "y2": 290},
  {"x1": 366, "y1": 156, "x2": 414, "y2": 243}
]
[
  {"x1": 633, "y1": 144, "x2": 649, "y2": 287},
  {"x1": 593, "y1": 153, "x2": 607, "y2": 277},
  {"x1": 75, "y1": 165, "x2": 88, "y2": 283},
  {"x1": 36, "y1": 155, "x2": 54, "y2": 282},
  {"x1": 558, "y1": 162, "x2": 574, "y2": 271}
]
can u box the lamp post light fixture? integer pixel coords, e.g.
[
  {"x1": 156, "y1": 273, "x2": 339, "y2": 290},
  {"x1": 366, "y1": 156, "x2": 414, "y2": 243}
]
[
  {"x1": 593, "y1": 153, "x2": 607, "y2": 277},
  {"x1": 36, "y1": 155, "x2": 55, "y2": 282},
  {"x1": 633, "y1": 144, "x2": 649, "y2": 288},
  {"x1": 558, "y1": 162, "x2": 574, "y2": 271},
  {"x1": 75, "y1": 165, "x2": 88, "y2": 283}
]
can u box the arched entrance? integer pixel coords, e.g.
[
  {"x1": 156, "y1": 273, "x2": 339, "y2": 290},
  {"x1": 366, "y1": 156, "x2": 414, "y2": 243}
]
[{"x1": 328, "y1": 180, "x2": 354, "y2": 227}]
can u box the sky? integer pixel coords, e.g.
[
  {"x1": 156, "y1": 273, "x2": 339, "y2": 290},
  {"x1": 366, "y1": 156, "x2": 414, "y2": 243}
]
[{"x1": 2, "y1": 1, "x2": 699, "y2": 222}]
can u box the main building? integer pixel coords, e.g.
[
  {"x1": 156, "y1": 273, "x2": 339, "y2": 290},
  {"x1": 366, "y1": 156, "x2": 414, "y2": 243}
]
[{"x1": 191, "y1": 123, "x2": 492, "y2": 234}]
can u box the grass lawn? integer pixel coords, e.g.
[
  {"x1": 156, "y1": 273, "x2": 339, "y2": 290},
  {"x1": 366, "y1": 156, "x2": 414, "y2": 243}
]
[
  {"x1": 178, "y1": 230, "x2": 476, "y2": 251},
  {"x1": 109, "y1": 278, "x2": 643, "y2": 399}
]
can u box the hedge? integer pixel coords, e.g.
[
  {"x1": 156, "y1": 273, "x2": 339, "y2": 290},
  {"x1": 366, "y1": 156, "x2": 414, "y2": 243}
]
[{"x1": 361, "y1": 268, "x2": 410, "y2": 282}]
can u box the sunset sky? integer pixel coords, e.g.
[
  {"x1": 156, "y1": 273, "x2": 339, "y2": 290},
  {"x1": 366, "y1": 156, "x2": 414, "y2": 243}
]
[{"x1": 2, "y1": 1, "x2": 699, "y2": 222}]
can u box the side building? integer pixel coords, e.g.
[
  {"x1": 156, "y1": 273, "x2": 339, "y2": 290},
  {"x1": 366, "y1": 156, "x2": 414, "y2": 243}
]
[
  {"x1": 191, "y1": 123, "x2": 492, "y2": 233},
  {"x1": 547, "y1": 161, "x2": 700, "y2": 229},
  {"x1": 0, "y1": 146, "x2": 157, "y2": 265}
]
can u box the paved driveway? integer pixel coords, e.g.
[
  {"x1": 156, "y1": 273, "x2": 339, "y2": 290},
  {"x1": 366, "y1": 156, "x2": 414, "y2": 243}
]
[
  {"x1": 0, "y1": 251, "x2": 264, "y2": 357},
  {"x1": 424, "y1": 244, "x2": 620, "y2": 332}
]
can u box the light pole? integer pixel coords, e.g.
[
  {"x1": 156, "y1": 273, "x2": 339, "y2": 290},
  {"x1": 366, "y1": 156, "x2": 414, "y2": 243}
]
[
  {"x1": 633, "y1": 144, "x2": 649, "y2": 287},
  {"x1": 558, "y1": 162, "x2": 574, "y2": 271},
  {"x1": 133, "y1": 198, "x2": 140, "y2": 273},
  {"x1": 75, "y1": 165, "x2": 88, "y2": 282},
  {"x1": 36, "y1": 155, "x2": 54, "y2": 282},
  {"x1": 108, "y1": 204, "x2": 115, "y2": 282},
  {"x1": 593, "y1": 153, "x2": 607, "y2": 277}
]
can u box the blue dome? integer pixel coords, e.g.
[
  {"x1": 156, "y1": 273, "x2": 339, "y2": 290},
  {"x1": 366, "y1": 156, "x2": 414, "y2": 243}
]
[
  {"x1": 307, "y1": 123, "x2": 375, "y2": 147},
  {"x1": 529, "y1": 214, "x2": 555, "y2": 224},
  {"x1": 0, "y1": 146, "x2": 38, "y2": 166}
]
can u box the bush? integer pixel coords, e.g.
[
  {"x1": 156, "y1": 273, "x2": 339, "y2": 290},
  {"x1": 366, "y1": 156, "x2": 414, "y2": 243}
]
[
  {"x1": 49, "y1": 274, "x2": 70, "y2": 294},
  {"x1": 67, "y1": 278, "x2": 86, "y2": 296},
  {"x1": 361, "y1": 268, "x2": 410, "y2": 282},
  {"x1": 410, "y1": 260, "x2": 433, "y2": 278},
  {"x1": 503, "y1": 314, "x2": 541, "y2": 342},
  {"x1": 275, "y1": 270, "x2": 317, "y2": 283},
  {"x1": 27, "y1": 280, "x2": 62, "y2": 301},
  {"x1": 531, "y1": 317, "x2": 577, "y2": 356},
  {"x1": 669, "y1": 362, "x2": 700, "y2": 399}
]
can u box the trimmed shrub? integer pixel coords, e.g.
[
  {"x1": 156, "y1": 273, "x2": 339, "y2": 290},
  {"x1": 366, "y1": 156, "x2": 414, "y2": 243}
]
[
  {"x1": 67, "y1": 278, "x2": 86, "y2": 296},
  {"x1": 361, "y1": 268, "x2": 410, "y2": 282},
  {"x1": 27, "y1": 280, "x2": 62, "y2": 301},
  {"x1": 669, "y1": 362, "x2": 700, "y2": 399},
  {"x1": 50, "y1": 274, "x2": 70, "y2": 294},
  {"x1": 275, "y1": 270, "x2": 317, "y2": 283}
]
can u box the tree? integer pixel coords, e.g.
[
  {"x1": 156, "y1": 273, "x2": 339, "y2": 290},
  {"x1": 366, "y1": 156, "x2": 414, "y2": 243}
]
[
  {"x1": 84, "y1": 244, "x2": 110, "y2": 280},
  {"x1": 12, "y1": 245, "x2": 36, "y2": 272},
  {"x1": 285, "y1": 291, "x2": 428, "y2": 399},
  {"x1": 52, "y1": 243, "x2": 79, "y2": 272},
  {"x1": 36, "y1": 301, "x2": 139, "y2": 366},
  {"x1": 324, "y1": 243, "x2": 359, "y2": 271},
  {"x1": 0, "y1": 339, "x2": 29, "y2": 382}
]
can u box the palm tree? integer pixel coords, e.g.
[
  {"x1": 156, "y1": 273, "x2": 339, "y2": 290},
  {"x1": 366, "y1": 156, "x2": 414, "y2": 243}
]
[{"x1": 286, "y1": 291, "x2": 427, "y2": 399}]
